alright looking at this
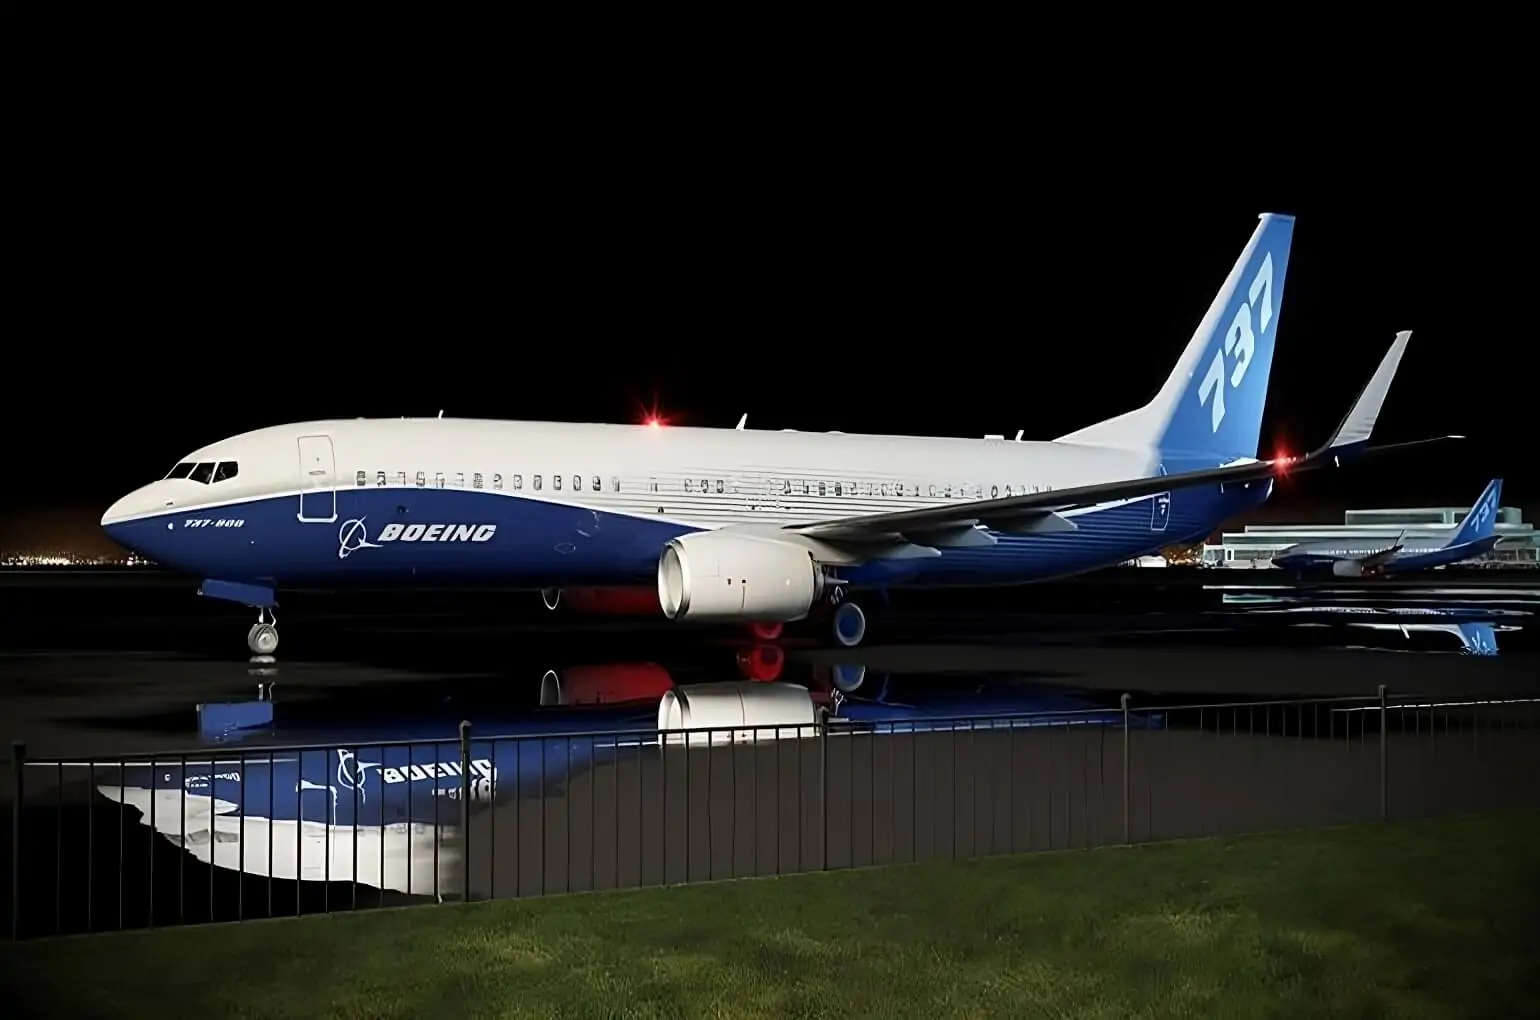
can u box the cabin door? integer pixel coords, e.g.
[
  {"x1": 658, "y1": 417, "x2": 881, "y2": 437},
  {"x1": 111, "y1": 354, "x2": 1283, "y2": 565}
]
[{"x1": 296, "y1": 435, "x2": 338, "y2": 523}]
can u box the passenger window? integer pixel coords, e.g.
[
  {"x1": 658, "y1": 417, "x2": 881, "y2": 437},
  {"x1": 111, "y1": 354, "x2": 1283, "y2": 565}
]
[
  {"x1": 715, "y1": 479, "x2": 724, "y2": 494},
  {"x1": 782, "y1": 479, "x2": 792, "y2": 495},
  {"x1": 880, "y1": 483, "x2": 889, "y2": 496},
  {"x1": 533, "y1": 475, "x2": 542, "y2": 491},
  {"x1": 991, "y1": 485, "x2": 998, "y2": 499},
  {"x1": 473, "y1": 472, "x2": 484, "y2": 489},
  {"x1": 509, "y1": 474, "x2": 519, "y2": 490},
  {"x1": 649, "y1": 477, "x2": 658, "y2": 492},
  {"x1": 189, "y1": 462, "x2": 215, "y2": 484},
  {"x1": 394, "y1": 471, "x2": 406, "y2": 486},
  {"x1": 700, "y1": 478, "x2": 708, "y2": 493},
  {"x1": 818, "y1": 482, "x2": 827, "y2": 496},
  {"x1": 415, "y1": 471, "x2": 426, "y2": 487},
  {"x1": 573, "y1": 475, "x2": 581, "y2": 492},
  {"x1": 376, "y1": 471, "x2": 387, "y2": 487},
  {"x1": 611, "y1": 476, "x2": 620, "y2": 492},
  {"x1": 553, "y1": 475, "x2": 562, "y2": 491},
  {"x1": 684, "y1": 479, "x2": 693, "y2": 492},
  {"x1": 592, "y1": 475, "x2": 602, "y2": 492},
  {"x1": 213, "y1": 462, "x2": 240, "y2": 483},
  {"x1": 834, "y1": 482, "x2": 843, "y2": 496},
  {"x1": 165, "y1": 462, "x2": 196, "y2": 480},
  {"x1": 356, "y1": 470, "x2": 367, "y2": 487},
  {"x1": 454, "y1": 472, "x2": 465, "y2": 489}
]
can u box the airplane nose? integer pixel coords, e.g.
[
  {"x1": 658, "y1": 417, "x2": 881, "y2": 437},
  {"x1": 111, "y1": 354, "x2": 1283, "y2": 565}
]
[{"x1": 101, "y1": 494, "x2": 134, "y2": 528}]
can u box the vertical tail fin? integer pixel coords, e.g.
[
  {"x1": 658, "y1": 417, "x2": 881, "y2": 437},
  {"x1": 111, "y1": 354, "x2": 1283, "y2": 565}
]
[
  {"x1": 1057, "y1": 213, "x2": 1296, "y2": 465},
  {"x1": 1450, "y1": 479, "x2": 1502, "y2": 545}
]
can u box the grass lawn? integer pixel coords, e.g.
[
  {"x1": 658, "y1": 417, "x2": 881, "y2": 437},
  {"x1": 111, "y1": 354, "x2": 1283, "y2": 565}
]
[{"x1": 5, "y1": 812, "x2": 1538, "y2": 1019}]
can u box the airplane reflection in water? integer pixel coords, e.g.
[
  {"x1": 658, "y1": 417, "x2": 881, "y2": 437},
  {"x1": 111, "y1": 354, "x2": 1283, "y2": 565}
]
[
  {"x1": 1218, "y1": 592, "x2": 1530, "y2": 656},
  {"x1": 93, "y1": 653, "x2": 1155, "y2": 894}
]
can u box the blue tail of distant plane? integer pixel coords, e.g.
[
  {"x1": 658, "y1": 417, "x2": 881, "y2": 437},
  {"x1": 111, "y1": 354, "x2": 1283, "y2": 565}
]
[
  {"x1": 1057, "y1": 213, "x2": 1295, "y2": 466},
  {"x1": 1449, "y1": 479, "x2": 1502, "y2": 547}
]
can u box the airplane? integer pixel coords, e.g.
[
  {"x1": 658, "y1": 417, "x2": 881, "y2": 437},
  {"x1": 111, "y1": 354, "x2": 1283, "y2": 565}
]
[
  {"x1": 93, "y1": 656, "x2": 1154, "y2": 892},
  {"x1": 1271, "y1": 479, "x2": 1503, "y2": 578},
  {"x1": 100, "y1": 212, "x2": 1448, "y2": 657}
]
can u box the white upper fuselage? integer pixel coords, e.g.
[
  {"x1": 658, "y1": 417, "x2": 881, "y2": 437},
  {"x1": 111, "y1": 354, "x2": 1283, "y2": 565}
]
[{"x1": 105, "y1": 417, "x2": 1161, "y2": 530}]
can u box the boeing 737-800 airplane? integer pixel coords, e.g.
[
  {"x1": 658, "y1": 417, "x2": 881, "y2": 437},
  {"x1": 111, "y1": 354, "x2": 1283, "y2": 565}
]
[
  {"x1": 101, "y1": 213, "x2": 1442, "y2": 656},
  {"x1": 1272, "y1": 479, "x2": 1504, "y2": 577}
]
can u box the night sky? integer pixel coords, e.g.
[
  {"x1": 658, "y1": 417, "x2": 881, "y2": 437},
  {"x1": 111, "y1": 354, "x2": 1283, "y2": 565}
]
[{"x1": 4, "y1": 104, "x2": 1532, "y2": 554}]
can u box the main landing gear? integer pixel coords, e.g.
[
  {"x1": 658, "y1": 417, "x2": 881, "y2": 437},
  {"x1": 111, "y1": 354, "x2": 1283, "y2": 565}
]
[{"x1": 247, "y1": 608, "x2": 279, "y2": 658}]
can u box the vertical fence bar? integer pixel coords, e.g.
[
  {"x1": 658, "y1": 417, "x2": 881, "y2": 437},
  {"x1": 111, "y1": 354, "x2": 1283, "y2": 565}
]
[
  {"x1": 818, "y1": 707, "x2": 829, "y2": 871},
  {"x1": 1120, "y1": 695, "x2": 1130, "y2": 844},
  {"x1": 1386, "y1": 687, "x2": 1398, "y2": 825},
  {"x1": 458, "y1": 721, "x2": 471, "y2": 903},
  {"x1": 10, "y1": 741, "x2": 23, "y2": 940}
]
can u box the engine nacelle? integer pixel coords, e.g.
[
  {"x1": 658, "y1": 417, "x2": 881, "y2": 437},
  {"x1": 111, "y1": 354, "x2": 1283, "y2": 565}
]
[
  {"x1": 657, "y1": 531, "x2": 824, "y2": 623},
  {"x1": 657, "y1": 681, "x2": 819, "y2": 746},
  {"x1": 1331, "y1": 559, "x2": 1365, "y2": 578},
  {"x1": 540, "y1": 662, "x2": 675, "y2": 706}
]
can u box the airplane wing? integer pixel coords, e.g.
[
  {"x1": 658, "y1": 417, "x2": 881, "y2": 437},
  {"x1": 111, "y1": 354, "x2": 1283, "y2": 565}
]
[
  {"x1": 1357, "y1": 530, "x2": 1406, "y2": 569},
  {"x1": 787, "y1": 331, "x2": 1453, "y2": 544}
]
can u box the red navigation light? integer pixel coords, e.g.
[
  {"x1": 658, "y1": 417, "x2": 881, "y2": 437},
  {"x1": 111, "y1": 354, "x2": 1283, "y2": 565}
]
[
  {"x1": 644, "y1": 415, "x2": 667, "y2": 429},
  {"x1": 1272, "y1": 447, "x2": 1296, "y2": 475}
]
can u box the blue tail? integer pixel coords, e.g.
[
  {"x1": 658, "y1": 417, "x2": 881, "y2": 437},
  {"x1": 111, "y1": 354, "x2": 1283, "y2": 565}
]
[
  {"x1": 1057, "y1": 213, "x2": 1295, "y2": 466},
  {"x1": 1450, "y1": 478, "x2": 1502, "y2": 545},
  {"x1": 1454, "y1": 622, "x2": 1499, "y2": 656}
]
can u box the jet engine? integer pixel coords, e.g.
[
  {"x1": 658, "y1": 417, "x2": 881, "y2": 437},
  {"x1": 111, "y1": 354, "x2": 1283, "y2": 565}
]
[
  {"x1": 1331, "y1": 559, "x2": 1365, "y2": 578},
  {"x1": 657, "y1": 532, "x2": 824, "y2": 623},
  {"x1": 657, "y1": 681, "x2": 820, "y2": 746}
]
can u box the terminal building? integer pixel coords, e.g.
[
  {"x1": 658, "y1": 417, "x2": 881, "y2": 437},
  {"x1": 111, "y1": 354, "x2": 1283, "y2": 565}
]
[{"x1": 1201, "y1": 503, "x2": 1540, "y2": 570}]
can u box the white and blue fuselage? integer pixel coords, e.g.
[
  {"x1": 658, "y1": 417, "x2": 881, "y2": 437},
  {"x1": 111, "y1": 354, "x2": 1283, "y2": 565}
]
[{"x1": 100, "y1": 418, "x2": 1265, "y2": 592}]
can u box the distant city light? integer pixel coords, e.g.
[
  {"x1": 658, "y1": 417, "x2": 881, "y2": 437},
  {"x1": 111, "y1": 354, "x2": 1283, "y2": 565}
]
[{"x1": 0, "y1": 552, "x2": 155, "y2": 567}]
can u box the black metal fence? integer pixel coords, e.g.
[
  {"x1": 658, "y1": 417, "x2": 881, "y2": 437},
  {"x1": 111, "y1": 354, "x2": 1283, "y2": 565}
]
[{"x1": 5, "y1": 687, "x2": 1538, "y2": 940}]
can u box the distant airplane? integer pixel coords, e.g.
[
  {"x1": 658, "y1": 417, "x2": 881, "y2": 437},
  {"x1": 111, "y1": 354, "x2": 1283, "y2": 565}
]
[
  {"x1": 101, "y1": 213, "x2": 1449, "y2": 656},
  {"x1": 1271, "y1": 479, "x2": 1503, "y2": 578}
]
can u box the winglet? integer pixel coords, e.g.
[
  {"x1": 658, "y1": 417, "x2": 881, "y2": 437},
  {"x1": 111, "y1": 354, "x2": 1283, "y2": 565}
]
[
  {"x1": 1326, "y1": 331, "x2": 1410, "y2": 452},
  {"x1": 735, "y1": 414, "x2": 748, "y2": 430}
]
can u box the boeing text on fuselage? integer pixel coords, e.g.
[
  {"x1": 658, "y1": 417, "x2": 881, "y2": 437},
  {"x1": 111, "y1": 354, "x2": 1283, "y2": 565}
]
[{"x1": 338, "y1": 517, "x2": 497, "y2": 559}]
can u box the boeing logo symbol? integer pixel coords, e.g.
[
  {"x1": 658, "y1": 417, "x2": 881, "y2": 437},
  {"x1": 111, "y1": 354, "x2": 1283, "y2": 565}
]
[
  {"x1": 338, "y1": 518, "x2": 497, "y2": 559},
  {"x1": 336, "y1": 748, "x2": 382, "y2": 803},
  {"x1": 338, "y1": 518, "x2": 383, "y2": 559}
]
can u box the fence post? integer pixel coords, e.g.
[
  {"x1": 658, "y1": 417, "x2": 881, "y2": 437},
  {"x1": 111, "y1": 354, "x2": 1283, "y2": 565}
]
[
  {"x1": 818, "y1": 706, "x2": 829, "y2": 871},
  {"x1": 1386, "y1": 684, "x2": 1398, "y2": 825},
  {"x1": 10, "y1": 741, "x2": 23, "y2": 941},
  {"x1": 458, "y1": 720, "x2": 472, "y2": 903},
  {"x1": 1120, "y1": 695, "x2": 1131, "y2": 844}
]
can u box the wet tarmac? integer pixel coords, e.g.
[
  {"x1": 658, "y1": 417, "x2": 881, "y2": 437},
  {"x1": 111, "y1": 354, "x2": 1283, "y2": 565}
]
[{"x1": 2, "y1": 570, "x2": 1539, "y2": 939}]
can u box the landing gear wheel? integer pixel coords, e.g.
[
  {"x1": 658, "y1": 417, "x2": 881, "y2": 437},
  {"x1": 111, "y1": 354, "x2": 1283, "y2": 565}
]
[
  {"x1": 247, "y1": 609, "x2": 279, "y2": 657},
  {"x1": 830, "y1": 601, "x2": 867, "y2": 648}
]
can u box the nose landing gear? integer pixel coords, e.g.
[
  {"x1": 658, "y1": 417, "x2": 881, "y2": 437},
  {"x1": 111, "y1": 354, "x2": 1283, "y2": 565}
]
[{"x1": 247, "y1": 608, "x2": 279, "y2": 658}]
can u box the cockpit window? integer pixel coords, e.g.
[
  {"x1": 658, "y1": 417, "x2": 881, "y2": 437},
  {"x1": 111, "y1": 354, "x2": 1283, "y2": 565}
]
[
  {"x1": 165, "y1": 462, "x2": 195, "y2": 480},
  {"x1": 189, "y1": 462, "x2": 215, "y2": 484},
  {"x1": 213, "y1": 462, "x2": 239, "y2": 482}
]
